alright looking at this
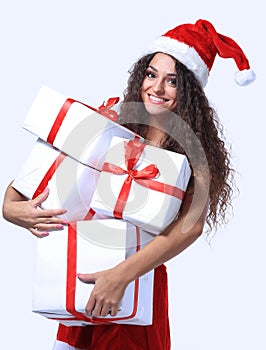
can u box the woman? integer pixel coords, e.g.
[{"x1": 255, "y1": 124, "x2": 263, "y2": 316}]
[{"x1": 2, "y1": 19, "x2": 255, "y2": 349}]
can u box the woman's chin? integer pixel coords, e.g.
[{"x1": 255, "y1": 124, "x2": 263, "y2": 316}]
[{"x1": 144, "y1": 103, "x2": 171, "y2": 118}]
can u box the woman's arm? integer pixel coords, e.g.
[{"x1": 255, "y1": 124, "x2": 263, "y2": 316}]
[
  {"x1": 78, "y1": 174, "x2": 210, "y2": 317},
  {"x1": 2, "y1": 181, "x2": 68, "y2": 238}
]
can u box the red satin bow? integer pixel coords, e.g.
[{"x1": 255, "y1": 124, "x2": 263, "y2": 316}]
[
  {"x1": 102, "y1": 139, "x2": 186, "y2": 219},
  {"x1": 97, "y1": 97, "x2": 119, "y2": 121},
  {"x1": 102, "y1": 139, "x2": 159, "y2": 219}
]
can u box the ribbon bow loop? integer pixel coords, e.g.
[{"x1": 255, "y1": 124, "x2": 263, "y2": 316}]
[
  {"x1": 125, "y1": 139, "x2": 146, "y2": 171},
  {"x1": 130, "y1": 164, "x2": 159, "y2": 180},
  {"x1": 98, "y1": 97, "x2": 120, "y2": 121}
]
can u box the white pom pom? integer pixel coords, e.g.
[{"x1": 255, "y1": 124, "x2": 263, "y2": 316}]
[{"x1": 235, "y1": 68, "x2": 256, "y2": 86}]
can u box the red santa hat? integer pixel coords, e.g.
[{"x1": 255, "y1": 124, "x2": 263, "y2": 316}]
[{"x1": 143, "y1": 19, "x2": 256, "y2": 87}]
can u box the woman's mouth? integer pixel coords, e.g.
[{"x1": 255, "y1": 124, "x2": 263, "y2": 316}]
[{"x1": 148, "y1": 94, "x2": 169, "y2": 104}]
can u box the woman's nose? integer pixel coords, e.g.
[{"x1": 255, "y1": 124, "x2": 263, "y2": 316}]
[{"x1": 153, "y1": 79, "x2": 164, "y2": 94}]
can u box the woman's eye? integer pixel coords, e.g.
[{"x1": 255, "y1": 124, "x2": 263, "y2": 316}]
[
  {"x1": 168, "y1": 78, "x2": 176, "y2": 86},
  {"x1": 146, "y1": 71, "x2": 156, "y2": 79}
]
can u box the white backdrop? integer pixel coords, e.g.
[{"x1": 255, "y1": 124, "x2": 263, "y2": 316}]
[{"x1": 0, "y1": 1, "x2": 264, "y2": 349}]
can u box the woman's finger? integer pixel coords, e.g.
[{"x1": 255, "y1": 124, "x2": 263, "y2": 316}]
[
  {"x1": 28, "y1": 227, "x2": 50, "y2": 238},
  {"x1": 91, "y1": 299, "x2": 103, "y2": 317},
  {"x1": 110, "y1": 304, "x2": 119, "y2": 317},
  {"x1": 33, "y1": 207, "x2": 68, "y2": 219},
  {"x1": 77, "y1": 273, "x2": 96, "y2": 284},
  {"x1": 100, "y1": 303, "x2": 111, "y2": 317},
  {"x1": 30, "y1": 188, "x2": 67, "y2": 218},
  {"x1": 32, "y1": 215, "x2": 68, "y2": 225},
  {"x1": 32, "y1": 223, "x2": 65, "y2": 231},
  {"x1": 30, "y1": 188, "x2": 50, "y2": 207},
  {"x1": 85, "y1": 297, "x2": 95, "y2": 317}
]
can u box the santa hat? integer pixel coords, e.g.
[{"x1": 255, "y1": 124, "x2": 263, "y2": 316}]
[{"x1": 143, "y1": 19, "x2": 256, "y2": 87}]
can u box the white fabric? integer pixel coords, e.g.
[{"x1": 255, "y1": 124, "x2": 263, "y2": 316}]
[
  {"x1": 234, "y1": 68, "x2": 256, "y2": 86},
  {"x1": 53, "y1": 340, "x2": 83, "y2": 350},
  {"x1": 142, "y1": 36, "x2": 209, "y2": 87}
]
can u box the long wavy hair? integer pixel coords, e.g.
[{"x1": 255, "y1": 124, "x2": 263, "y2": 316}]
[{"x1": 118, "y1": 53, "x2": 234, "y2": 232}]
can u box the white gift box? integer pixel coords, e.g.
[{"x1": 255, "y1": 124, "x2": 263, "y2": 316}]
[
  {"x1": 90, "y1": 137, "x2": 191, "y2": 234},
  {"x1": 22, "y1": 85, "x2": 141, "y2": 169},
  {"x1": 32, "y1": 219, "x2": 154, "y2": 326},
  {"x1": 12, "y1": 138, "x2": 103, "y2": 222}
]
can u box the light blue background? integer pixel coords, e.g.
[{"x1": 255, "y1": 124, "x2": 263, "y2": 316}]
[{"x1": 0, "y1": 1, "x2": 264, "y2": 349}]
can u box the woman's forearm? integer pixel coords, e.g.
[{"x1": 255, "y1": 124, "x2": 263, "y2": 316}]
[
  {"x1": 116, "y1": 207, "x2": 207, "y2": 284},
  {"x1": 2, "y1": 181, "x2": 27, "y2": 222},
  {"x1": 115, "y1": 175, "x2": 209, "y2": 283},
  {"x1": 3, "y1": 181, "x2": 26, "y2": 201}
]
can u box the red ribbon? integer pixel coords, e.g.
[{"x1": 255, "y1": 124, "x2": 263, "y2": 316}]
[
  {"x1": 32, "y1": 153, "x2": 66, "y2": 199},
  {"x1": 59, "y1": 222, "x2": 141, "y2": 324},
  {"x1": 83, "y1": 207, "x2": 96, "y2": 221},
  {"x1": 32, "y1": 152, "x2": 94, "y2": 220},
  {"x1": 97, "y1": 97, "x2": 120, "y2": 120},
  {"x1": 102, "y1": 139, "x2": 186, "y2": 219},
  {"x1": 66, "y1": 222, "x2": 95, "y2": 322},
  {"x1": 47, "y1": 97, "x2": 119, "y2": 145}
]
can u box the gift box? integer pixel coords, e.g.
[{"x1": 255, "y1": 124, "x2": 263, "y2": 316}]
[
  {"x1": 12, "y1": 138, "x2": 103, "y2": 222},
  {"x1": 22, "y1": 85, "x2": 141, "y2": 169},
  {"x1": 90, "y1": 137, "x2": 191, "y2": 234},
  {"x1": 32, "y1": 219, "x2": 154, "y2": 326}
]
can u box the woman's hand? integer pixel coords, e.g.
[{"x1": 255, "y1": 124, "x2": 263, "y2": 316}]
[
  {"x1": 2, "y1": 183, "x2": 67, "y2": 238},
  {"x1": 77, "y1": 267, "x2": 129, "y2": 317}
]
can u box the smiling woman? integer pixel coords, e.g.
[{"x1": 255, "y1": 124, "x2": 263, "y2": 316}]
[
  {"x1": 2, "y1": 19, "x2": 255, "y2": 350},
  {"x1": 141, "y1": 53, "x2": 178, "y2": 115}
]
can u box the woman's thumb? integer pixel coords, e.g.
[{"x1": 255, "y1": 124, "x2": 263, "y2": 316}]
[{"x1": 32, "y1": 188, "x2": 49, "y2": 207}]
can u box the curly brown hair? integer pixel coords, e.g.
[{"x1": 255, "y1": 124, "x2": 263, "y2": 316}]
[{"x1": 118, "y1": 53, "x2": 234, "y2": 232}]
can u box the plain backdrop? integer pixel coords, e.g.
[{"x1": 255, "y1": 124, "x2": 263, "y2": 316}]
[{"x1": 0, "y1": 1, "x2": 264, "y2": 349}]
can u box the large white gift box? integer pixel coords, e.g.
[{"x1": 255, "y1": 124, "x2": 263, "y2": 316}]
[
  {"x1": 32, "y1": 219, "x2": 154, "y2": 326},
  {"x1": 90, "y1": 137, "x2": 191, "y2": 234},
  {"x1": 22, "y1": 85, "x2": 141, "y2": 169},
  {"x1": 12, "y1": 138, "x2": 103, "y2": 222}
]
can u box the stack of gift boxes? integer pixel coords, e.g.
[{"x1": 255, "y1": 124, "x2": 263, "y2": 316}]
[{"x1": 13, "y1": 85, "x2": 191, "y2": 326}]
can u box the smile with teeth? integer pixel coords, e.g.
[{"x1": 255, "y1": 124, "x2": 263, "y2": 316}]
[{"x1": 148, "y1": 94, "x2": 169, "y2": 103}]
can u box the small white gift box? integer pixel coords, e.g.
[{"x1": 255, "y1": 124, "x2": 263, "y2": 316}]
[
  {"x1": 12, "y1": 138, "x2": 103, "y2": 222},
  {"x1": 90, "y1": 137, "x2": 191, "y2": 234},
  {"x1": 32, "y1": 219, "x2": 154, "y2": 326},
  {"x1": 22, "y1": 85, "x2": 141, "y2": 169}
]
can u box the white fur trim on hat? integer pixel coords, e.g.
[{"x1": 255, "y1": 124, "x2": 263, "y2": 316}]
[
  {"x1": 234, "y1": 68, "x2": 256, "y2": 86},
  {"x1": 142, "y1": 36, "x2": 209, "y2": 87}
]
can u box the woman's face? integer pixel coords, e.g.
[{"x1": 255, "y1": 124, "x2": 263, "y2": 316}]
[{"x1": 141, "y1": 53, "x2": 177, "y2": 116}]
